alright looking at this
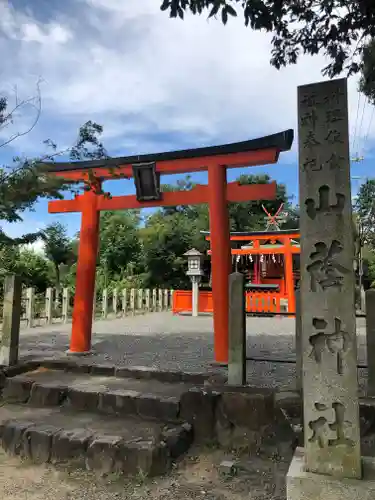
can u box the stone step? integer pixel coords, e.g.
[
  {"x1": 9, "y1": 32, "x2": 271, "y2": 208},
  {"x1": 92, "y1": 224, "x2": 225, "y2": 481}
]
[
  {"x1": 2, "y1": 367, "x2": 193, "y2": 423},
  {"x1": 0, "y1": 402, "x2": 192, "y2": 476},
  {"x1": 40, "y1": 359, "x2": 213, "y2": 385},
  {"x1": 0, "y1": 365, "x2": 281, "y2": 449}
]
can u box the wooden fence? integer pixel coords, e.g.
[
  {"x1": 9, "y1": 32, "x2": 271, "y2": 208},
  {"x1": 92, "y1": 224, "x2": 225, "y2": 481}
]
[
  {"x1": 245, "y1": 292, "x2": 283, "y2": 314},
  {"x1": 0, "y1": 287, "x2": 174, "y2": 329},
  {"x1": 172, "y1": 289, "x2": 287, "y2": 315}
]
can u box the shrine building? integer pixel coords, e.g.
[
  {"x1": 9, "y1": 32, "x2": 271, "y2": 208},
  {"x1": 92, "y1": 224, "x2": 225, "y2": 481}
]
[{"x1": 173, "y1": 228, "x2": 300, "y2": 315}]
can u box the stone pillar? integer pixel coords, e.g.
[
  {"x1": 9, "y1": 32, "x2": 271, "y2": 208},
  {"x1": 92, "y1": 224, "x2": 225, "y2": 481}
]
[
  {"x1": 158, "y1": 289, "x2": 163, "y2": 312},
  {"x1": 295, "y1": 290, "x2": 302, "y2": 392},
  {"x1": 122, "y1": 288, "x2": 128, "y2": 316},
  {"x1": 361, "y1": 286, "x2": 366, "y2": 314},
  {"x1": 138, "y1": 289, "x2": 144, "y2": 313},
  {"x1": 365, "y1": 289, "x2": 375, "y2": 396},
  {"x1": 164, "y1": 289, "x2": 169, "y2": 311},
  {"x1": 228, "y1": 272, "x2": 246, "y2": 385},
  {"x1": 54, "y1": 288, "x2": 60, "y2": 313},
  {"x1": 0, "y1": 275, "x2": 22, "y2": 366},
  {"x1": 152, "y1": 289, "x2": 157, "y2": 311},
  {"x1": 130, "y1": 288, "x2": 136, "y2": 315},
  {"x1": 170, "y1": 289, "x2": 174, "y2": 310},
  {"x1": 45, "y1": 288, "x2": 53, "y2": 325},
  {"x1": 26, "y1": 287, "x2": 34, "y2": 328},
  {"x1": 191, "y1": 277, "x2": 200, "y2": 317},
  {"x1": 145, "y1": 289, "x2": 150, "y2": 312},
  {"x1": 92, "y1": 288, "x2": 96, "y2": 320},
  {"x1": 62, "y1": 288, "x2": 69, "y2": 324},
  {"x1": 287, "y1": 77, "x2": 362, "y2": 495},
  {"x1": 102, "y1": 289, "x2": 108, "y2": 319},
  {"x1": 112, "y1": 288, "x2": 118, "y2": 317}
]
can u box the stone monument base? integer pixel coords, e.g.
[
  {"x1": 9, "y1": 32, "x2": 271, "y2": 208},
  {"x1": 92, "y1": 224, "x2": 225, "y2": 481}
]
[{"x1": 287, "y1": 447, "x2": 375, "y2": 500}]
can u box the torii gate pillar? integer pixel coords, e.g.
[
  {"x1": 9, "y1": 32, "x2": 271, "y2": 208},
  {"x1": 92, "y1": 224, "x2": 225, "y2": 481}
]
[
  {"x1": 70, "y1": 187, "x2": 100, "y2": 353},
  {"x1": 208, "y1": 164, "x2": 231, "y2": 363}
]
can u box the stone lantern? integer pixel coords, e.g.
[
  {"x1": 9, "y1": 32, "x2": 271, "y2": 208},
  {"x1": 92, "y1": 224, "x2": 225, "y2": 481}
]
[{"x1": 184, "y1": 248, "x2": 204, "y2": 317}]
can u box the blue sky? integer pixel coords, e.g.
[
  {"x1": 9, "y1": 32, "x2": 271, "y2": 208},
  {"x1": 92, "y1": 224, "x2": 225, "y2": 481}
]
[{"x1": 1, "y1": 0, "x2": 374, "y2": 249}]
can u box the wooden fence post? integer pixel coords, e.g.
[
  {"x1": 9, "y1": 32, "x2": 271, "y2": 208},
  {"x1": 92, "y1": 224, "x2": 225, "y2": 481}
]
[
  {"x1": 45, "y1": 288, "x2": 53, "y2": 325},
  {"x1": 122, "y1": 288, "x2": 128, "y2": 316},
  {"x1": 164, "y1": 289, "x2": 169, "y2": 311},
  {"x1": 145, "y1": 289, "x2": 150, "y2": 312},
  {"x1": 0, "y1": 275, "x2": 22, "y2": 366},
  {"x1": 130, "y1": 288, "x2": 136, "y2": 315},
  {"x1": 158, "y1": 289, "x2": 163, "y2": 312},
  {"x1": 137, "y1": 289, "x2": 144, "y2": 314},
  {"x1": 62, "y1": 288, "x2": 69, "y2": 324},
  {"x1": 366, "y1": 289, "x2": 375, "y2": 396},
  {"x1": 228, "y1": 272, "x2": 246, "y2": 386},
  {"x1": 152, "y1": 289, "x2": 157, "y2": 311},
  {"x1": 102, "y1": 289, "x2": 108, "y2": 319},
  {"x1": 92, "y1": 287, "x2": 97, "y2": 320},
  {"x1": 54, "y1": 288, "x2": 60, "y2": 313},
  {"x1": 26, "y1": 287, "x2": 34, "y2": 328},
  {"x1": 112, "y1": 288, "x2": 118, "y2": 317}
]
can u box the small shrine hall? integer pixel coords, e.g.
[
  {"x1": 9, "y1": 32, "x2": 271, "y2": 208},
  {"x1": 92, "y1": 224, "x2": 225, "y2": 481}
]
[{"x1": 173, "y1": 207, "x2": 300, "y2": 315}]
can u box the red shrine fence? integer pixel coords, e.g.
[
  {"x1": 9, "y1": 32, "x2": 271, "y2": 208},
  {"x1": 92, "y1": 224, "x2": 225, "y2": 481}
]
[{"x1": 172, "y1": 289, "x2": 288, "y2": 315}]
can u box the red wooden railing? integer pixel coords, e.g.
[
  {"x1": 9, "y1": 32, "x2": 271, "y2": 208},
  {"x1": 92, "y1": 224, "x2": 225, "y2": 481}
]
[
  {"x1": 246, "y1": 292, "x2": 281, "y2": 313},
  {"x1": 172, "y1": 290, "x2": 287, "y2": 314}
]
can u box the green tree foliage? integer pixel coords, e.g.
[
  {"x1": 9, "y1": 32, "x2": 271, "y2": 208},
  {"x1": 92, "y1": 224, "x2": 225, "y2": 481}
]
[
  {"x1": 0, "y1": 245, "x2": 19, "y2": 282},
  {"x1": 354, "y1": 179, "x2": 375, "y2": 247},
  {"x1": 228, "y1": 174, "x2": 298, "y2": 231},
  {"x1": 352, "y1": 180, "x2": 375, "y2": 289},
  {"x1": 140, "y1": 174, "x2": 297, "y2": 287},
  {"x1": 1, "y1": 170, "x2": 298, "y2": 292},
  {"x1": 13, "y1": 249, "x2": 52, "y2": 293},
  {"x1": 160, "y1": 1, "x2": 375, "y2": 78},
  {"x1": 43, "y1": 222, "x2": 74, "y2": 288},
  {"x1": 98, "y1": 210, "x2": 142, "y2": 286},
  {"x1": 359, "y1": 39, "x2": 375, "y2": 105},
  {"x1": 0, "y1": 114, "x2": 108, "y2": 246},
  {"x1": 140, "y1": 210, "x2": 207, "y2": 289}
]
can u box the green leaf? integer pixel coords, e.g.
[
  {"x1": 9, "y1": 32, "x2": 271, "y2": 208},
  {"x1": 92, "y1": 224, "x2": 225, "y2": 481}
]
[
  {"x1": 160, "y1": 0, "x2": 170, "y2": 11},
  {"x1": 225, "y1": 4, "x2": 237, "y2": 17},
  {"x1": 209, "y1": 2, "x2": 220, "y2": 18},
  {"x1": 221, "y1": 6, "x2": 228, "y2": 24}
]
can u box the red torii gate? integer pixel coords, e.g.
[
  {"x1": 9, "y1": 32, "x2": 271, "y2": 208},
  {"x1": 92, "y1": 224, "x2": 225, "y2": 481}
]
[{"x1": 45, "y1": 129, "x2": 293, "y2": 363}]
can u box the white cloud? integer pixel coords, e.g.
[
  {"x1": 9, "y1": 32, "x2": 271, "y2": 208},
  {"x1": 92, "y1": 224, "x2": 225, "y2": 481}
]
[
  {"x1": 0, "y1": 0, "x2": 372, "y2": 162},
  {"x1": 21, "y1": 239, "x2": 45, "y2": 256},
  {"x1": 21, "y1": 22, "x2": 72, "y2": 44}
]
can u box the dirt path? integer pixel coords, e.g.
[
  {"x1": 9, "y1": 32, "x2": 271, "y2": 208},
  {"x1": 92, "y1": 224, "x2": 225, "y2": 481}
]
[{"x1": 0, "y1": 447, "x2": 290, "y2": 500}]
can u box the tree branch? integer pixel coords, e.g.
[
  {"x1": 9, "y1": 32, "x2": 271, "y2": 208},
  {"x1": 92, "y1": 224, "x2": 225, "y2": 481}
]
[{"x1": 0, "y1": 78, "x2": 42, "y2": 149}]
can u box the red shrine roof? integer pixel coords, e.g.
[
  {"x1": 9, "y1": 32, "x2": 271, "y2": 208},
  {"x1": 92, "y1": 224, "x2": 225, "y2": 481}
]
[
  {"x1": 41, "y1": 129, "x2": 293, "y2": 172},
  {"x1": 201, "y1": 229, "x2": 300, "y2": 237}
]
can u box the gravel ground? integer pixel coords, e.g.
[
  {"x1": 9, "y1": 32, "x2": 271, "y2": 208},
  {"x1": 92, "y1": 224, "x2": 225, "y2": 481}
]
[
  {"x1": 17, "y1": 312, "x2": 369, "y2": 393},
  {"x1": 0, "y1": 445, "x2": 290, "y2": 500},
  {"x1": 0, "y1": 313, "x2": 368, "y2": 498}
]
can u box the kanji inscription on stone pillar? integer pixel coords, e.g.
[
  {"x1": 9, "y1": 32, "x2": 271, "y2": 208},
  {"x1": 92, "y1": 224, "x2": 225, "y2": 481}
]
[{"x1": 298, "y1": 78, "x2": 361, "y2": 479}]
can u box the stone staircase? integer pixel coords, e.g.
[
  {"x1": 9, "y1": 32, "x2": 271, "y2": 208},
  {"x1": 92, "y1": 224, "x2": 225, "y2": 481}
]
[
  {"x1": 2, "y1": 361, "x2": 375, "y2": 479},
  {"x1": 0, "y1": 360, "x2": 280, "y2": 478}
]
